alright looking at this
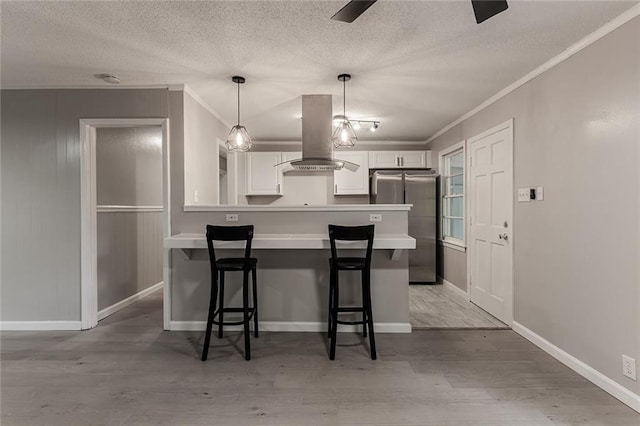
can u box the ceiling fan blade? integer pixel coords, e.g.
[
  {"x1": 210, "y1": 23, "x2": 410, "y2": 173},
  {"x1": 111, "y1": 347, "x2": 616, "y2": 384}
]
[
  {"x1": 471, "y1": 0, "x2": 508, "y2": 24},
  {"x1": 331, "y1": 0, "x2": 377, "y2": 23}
]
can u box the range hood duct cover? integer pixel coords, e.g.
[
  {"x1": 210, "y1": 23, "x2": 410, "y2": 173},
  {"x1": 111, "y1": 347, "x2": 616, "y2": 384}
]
[{"x1": 284, "y1": 95, "x2": 358, "y2": 172}]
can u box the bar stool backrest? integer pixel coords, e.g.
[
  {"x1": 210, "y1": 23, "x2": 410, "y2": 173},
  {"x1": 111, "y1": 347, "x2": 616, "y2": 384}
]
[
  {"x1": 328, "y1": 224, "x2": 375, "y2": 267},
  {"x1": 205, "y1": 225, "x2": 254, "y2": 271}
]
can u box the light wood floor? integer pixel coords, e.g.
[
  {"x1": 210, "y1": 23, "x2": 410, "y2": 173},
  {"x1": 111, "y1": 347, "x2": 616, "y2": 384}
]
[
  {"x1": 410, "y1": 284, "x2": 508, "y2": 329},
  {"x1": 2, "y1": 290, "x2": 638, "y2": 425}
]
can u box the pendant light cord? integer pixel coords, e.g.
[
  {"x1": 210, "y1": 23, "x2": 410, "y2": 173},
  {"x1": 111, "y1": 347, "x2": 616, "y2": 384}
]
[
  {"x1": 343, "y1": 79, "x2": 346, "y2": 117},
  {"x1": 237, "y1": 82, "x2": 240, "y2": 126}
]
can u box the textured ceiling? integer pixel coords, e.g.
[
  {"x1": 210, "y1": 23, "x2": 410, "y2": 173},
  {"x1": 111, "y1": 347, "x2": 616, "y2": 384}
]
[{"x1": 1, "y1": 1, "x2": 636, "y2": 141}]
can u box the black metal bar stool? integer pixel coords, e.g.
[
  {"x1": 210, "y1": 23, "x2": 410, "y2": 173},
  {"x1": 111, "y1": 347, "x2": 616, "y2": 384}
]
[
  {"x1": 201, "y1": 225, "x2": 258, "y2": 361},
  {"x1": 327, "y1": 224, "x2": 376, "y2": 360}
]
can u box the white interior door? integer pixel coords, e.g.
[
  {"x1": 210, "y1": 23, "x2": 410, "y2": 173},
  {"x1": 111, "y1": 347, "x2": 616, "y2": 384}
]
[{"x1": 468, "y1": 120, "x2": 513, "y2": 325}]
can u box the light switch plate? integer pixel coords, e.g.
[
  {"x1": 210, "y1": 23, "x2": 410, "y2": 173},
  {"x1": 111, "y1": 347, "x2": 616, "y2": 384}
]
[
  {"x1": 370, "y1": 214, "x2": 382, "y2": 222},
  {"x1": 518, "y1": 188, "x2": 531, "y2": 202},
  {"x1": 226, "y1": 214, "x2": 238, "y2": 222}
]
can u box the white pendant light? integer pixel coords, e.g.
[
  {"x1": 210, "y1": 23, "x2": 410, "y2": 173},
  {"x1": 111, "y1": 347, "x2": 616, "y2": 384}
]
[
  {"x1": 226, "y1": 76, "x2": 252, "y2": 152},
  {"x1": 331, "y1": 74, "x2": 357, "y2": 149}
]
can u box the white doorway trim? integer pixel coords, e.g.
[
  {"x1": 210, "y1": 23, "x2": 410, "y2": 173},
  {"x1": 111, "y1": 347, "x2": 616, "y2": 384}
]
[
  {"x1": 466, "y1": 119, "x2": 514, "y2": 325},
  {"x1": 79, "y1": 118, "x2": 170, "y2": 330}
]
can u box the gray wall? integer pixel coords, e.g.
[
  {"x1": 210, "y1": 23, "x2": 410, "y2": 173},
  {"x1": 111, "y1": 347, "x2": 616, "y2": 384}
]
[
  {"x1": 183, "y1": 91, "x2": 220, "y2": 205},
  {"x1": 97, "y1": 211, "x2": 163, "y2": 311},
  {"x1": 96, "y1": 127, "x2": 163, "y2": 312},
  {"x1": 96, "y1": 127, "x2": 163, "y2": 206},
  {"x1": 1, "y1": 89, "x2": 168, "y2": 321},
  {"x1": 436, "y1": 244, "x2": 466, "y2": 291},
  {"x1": 427, "y1": 17, "x2": 640, "y2": 394}
]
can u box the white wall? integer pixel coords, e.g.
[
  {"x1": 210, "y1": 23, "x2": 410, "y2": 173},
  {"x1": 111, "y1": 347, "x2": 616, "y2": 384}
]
[
  {"x1": 428, "y1": 16, "x2": 640, "y2": 397},
  {"x1": 183, "y1": 91, "x2": 220, "y2": 205}
]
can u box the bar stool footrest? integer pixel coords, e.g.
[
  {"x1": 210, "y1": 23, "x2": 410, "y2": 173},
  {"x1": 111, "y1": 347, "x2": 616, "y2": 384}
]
[{"x1": 336, "y1": 319, "x2": 367, "y2": 326}]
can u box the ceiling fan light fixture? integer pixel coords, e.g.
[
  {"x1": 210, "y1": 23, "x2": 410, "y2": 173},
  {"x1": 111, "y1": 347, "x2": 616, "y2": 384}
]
[{"x1": 226, "y1": 75, "x2": 252, "y2": 152}]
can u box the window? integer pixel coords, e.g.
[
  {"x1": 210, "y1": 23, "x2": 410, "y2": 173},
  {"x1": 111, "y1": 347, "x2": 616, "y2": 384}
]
[{"x1": 441, "y1": 143, "x2": 465, "y2": 247}]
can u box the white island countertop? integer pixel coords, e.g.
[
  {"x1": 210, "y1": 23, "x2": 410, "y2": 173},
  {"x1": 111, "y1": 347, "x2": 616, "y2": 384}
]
[
  {"x1": 165, "y1": 233, "x2": 416, "y2": 250},
  {"x1": 183, "y1": 204, "x2": 412, "y2": 212}
]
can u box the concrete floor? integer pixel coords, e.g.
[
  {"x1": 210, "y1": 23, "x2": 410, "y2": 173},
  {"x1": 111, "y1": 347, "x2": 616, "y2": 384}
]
[{"x1": 1, "y1": 290, "x2": 638, "y2": 425}]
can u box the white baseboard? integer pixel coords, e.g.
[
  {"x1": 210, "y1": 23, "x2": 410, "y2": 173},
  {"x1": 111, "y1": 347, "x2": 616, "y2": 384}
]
[
  {"x1": 97, "y1": 281, "x2": 163, "y2": 321},
  {"x1": 170, "y1": 320, "x2": 412, "y2": 333},
  {"x1": 0, "y1": 321, "x2": 82, "y2": 331},
  {"x1": 512, "y1": 321, "x2": 640, "y2": 413},
  {"x1": 440, "y1": 277, "x2": 469, "y2": 299}
]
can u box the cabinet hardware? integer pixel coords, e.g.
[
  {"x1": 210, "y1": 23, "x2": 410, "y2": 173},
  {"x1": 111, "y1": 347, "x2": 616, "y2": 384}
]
[
  {"x1": 277, "y1": 183, "x2": 280, "y2": 193},
  {"x1": 335, "y1": 183, "x2": 338, "y2": 193}
]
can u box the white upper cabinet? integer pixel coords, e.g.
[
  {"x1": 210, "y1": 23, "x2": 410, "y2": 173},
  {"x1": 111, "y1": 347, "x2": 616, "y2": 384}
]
[
  {"x1": 333, "y1": 151, "x2": 369, "y2": 195},
  {"x1": 368, "y1": 150, "x2": 432, "y2": 169},
  {"x1": 246, "y1": 152, "x2": 284, "y2": 196},
  {"x1": 368, "y1": 151, "x2": 399, "y2": 168},
  {"x1": 399, "y1": 151, "x2": 431, "y2": 168}
]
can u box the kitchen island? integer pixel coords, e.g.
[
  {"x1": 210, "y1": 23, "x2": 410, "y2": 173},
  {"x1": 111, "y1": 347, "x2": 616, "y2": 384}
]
[{"x1": 164, "y1": 204, "x2": 414, "y2": 333}]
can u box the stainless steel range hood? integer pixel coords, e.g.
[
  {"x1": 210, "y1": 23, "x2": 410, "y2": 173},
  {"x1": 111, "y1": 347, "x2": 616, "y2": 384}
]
[{"x1": 282, "y1": 95, "x2": 359, "y2": 172}]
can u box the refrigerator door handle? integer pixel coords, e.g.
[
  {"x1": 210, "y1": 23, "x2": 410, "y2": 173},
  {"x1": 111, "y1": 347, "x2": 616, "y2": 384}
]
[{"x1": 371, "y1": 172, "x2": 378, "y2": 195}]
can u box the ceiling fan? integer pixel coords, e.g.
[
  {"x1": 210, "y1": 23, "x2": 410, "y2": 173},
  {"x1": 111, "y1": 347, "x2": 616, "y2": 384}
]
[{"x1": 331, "y1": 0, "x2": 509, "y2": 24}]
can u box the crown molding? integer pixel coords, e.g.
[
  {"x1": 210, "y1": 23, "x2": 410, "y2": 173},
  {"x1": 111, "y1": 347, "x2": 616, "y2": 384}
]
[
  {"x1": 0, "y1": 84, "x2": 170, "y2": 90},
  {"x1": 425, "y1": 3, "x2": 640, "y2": 144},
  {"x1": 180, "y1": 84, "x2": 233, "y2": 129}
]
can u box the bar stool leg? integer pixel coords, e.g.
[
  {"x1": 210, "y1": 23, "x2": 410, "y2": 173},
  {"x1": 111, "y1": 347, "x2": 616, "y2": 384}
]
[
  {"x1": 201, "y1": 273, "x2": 219, "y2": 361},
  {"x1": 364, "y1": 271, "x2": 376, "y2": 360},
  {"x1": 328, "y1": 265, "x2": 334, "y2": 338},
  {"x1": 329, "y1": 273, "x2": 339, "y2": 360},
  {"x1": 361, "y1": 276, "x2": 368, "y2": 338},
  {"x1": 252, "y1": 267, "x2": 258, "y2": 338},
  {"x1": 242, "y1": 270, "x2": 251, "y2": 361},
  {"x1": 217, "y1": 272, "x2": 225, "y2": 338}
]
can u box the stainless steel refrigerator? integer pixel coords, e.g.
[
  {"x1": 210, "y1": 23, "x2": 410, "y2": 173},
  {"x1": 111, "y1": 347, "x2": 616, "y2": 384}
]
[{"x1": 370, "y1": 170, "x2": 437, "y2": 283}]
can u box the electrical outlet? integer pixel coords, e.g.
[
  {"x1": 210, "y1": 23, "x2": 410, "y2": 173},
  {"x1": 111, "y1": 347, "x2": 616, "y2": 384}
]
[
  {"x1": 536, "y1": 186, "x2": 544, "y2": 201},
  {"x1": 226, "y1": 214, "x2": 238, "y2": 222},
  {"x1": 370, "y1": 214, "x2": 382, "y2": 222},
  {"x1": 518, "y1": 188, "x2": 531, "y2": 202},
  {"x1": 623, "y1": 355, "x2": 636, "y2": 381},
  {"x1": 194, "y1": 190, "x2": 199, "y2": 203}
]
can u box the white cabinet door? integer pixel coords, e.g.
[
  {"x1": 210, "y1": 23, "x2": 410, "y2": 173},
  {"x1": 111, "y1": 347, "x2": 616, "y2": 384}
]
[
  {"x1": 334, "y1": 151, "x2": 369, "y2": 195},
  {"x1": 368, "y1": 150, "x2": 432, "y2": 169},
  {"x1": 246, "y1": 152, "x2": 283, "y2": 195},
  {"x1": 398, "y1": 151, "x2": 428, "y2": 168},
  {"x1": 369, "y1": 151, "x2": 400, "y2": 168}
]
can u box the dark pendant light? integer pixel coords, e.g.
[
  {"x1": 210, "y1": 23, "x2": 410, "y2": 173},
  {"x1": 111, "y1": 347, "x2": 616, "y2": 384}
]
[
  {"x1": 331, "y1": 74, "x2": 358, "y2": 149},
  {"x1": 226, "y1": 76, "x2": 252, "y2": 152}
]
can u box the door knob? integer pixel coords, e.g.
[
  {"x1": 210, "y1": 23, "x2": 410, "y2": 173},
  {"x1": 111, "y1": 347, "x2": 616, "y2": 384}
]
[{"x1": 498, "y1": 233, "x2": 508, "y2": 241}]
